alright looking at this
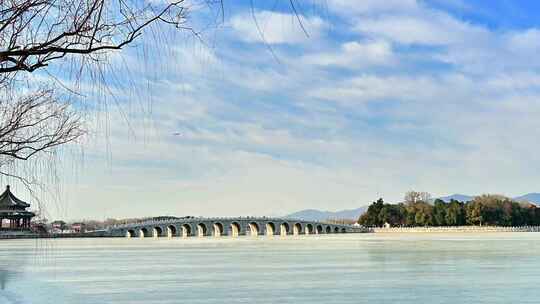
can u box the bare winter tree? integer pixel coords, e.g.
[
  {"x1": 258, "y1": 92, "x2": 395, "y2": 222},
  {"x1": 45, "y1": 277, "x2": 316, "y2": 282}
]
[
  {"x1": 0, "y1": 0, "x2": 310, "y2": 192},
  {"x1": 404, "y1": 191, "x2": 432, "y2": 204},
  {"x1": 0, "y1": 89, "x2": 82, "y2": 178},
  {"x1": 0, "y1": 0, "x2": 192, "y2": 74},
  {"x1": 0, "y1": 0, "x2": 215, "y2": 185}
]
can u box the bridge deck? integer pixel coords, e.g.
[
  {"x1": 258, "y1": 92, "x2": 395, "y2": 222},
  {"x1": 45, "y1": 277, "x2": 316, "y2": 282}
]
[{"x1": 108, "y1": 217, "x2": 366, "y2": 238}]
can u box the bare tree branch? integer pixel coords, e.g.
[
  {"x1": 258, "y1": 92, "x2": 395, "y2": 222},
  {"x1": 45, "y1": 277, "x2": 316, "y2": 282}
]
[
  {"x1": 0, "y1": 0, "x2": 209, "y2": 187},
  {"x1": 0, "y1": 0, "x2": 191, "y2": 75},
  {"x1": 0, "y1": 89, "x2": 83, "y2": 165}
]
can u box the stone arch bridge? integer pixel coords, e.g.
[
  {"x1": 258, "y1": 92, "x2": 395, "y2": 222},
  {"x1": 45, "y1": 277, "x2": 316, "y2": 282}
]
[{"x1": 109, "y1": 217, "x2": 364, "y2": 238}]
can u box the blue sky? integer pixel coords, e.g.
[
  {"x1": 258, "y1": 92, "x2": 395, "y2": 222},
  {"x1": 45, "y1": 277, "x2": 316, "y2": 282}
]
[{"x1": 17, "y1": 0, "x2": 540, "y2": 220}]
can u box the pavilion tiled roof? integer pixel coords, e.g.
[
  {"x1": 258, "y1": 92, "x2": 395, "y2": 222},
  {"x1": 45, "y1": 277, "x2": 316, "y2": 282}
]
[{"x1": 0, "y1": 185, "x2": 30, "y2": 210}]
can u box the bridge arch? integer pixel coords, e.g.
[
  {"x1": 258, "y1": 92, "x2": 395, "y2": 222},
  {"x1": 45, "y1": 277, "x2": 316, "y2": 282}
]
[
  {"x1": 197, "y1": 223, "x2": 207, "y2": 237},
  {"x1": 181, "y1": 224, "x2": 192, "y2": 238},
  {"x1": 139, "y1": 227, "x2": 150, "y2": 238},
  {"x1": 325, "y1": 226, "x2": 331, "y2": 234},
  {"x1": 230, "y1": 222, "x2": 241, "y2": 237},
  {"x1": 213, "y1": 222, "x2": 224, "y2": 237},
  {"x1": 280, "y1": 223, "x2": 290, "y2": 236},
  {"x1": 265, "y1": 222, "x2": 276, "y2": 236},
  {"x1": 153, "y1": 226, "x2": 163, "y2": 238},
  {"x1": 126, "y1": 229, "x2": 136, "y2": 238},
  {"x1": 305, "y1": 224, "x2": 314, "y2": 235},
  {"x1": 248, "y1": 222, "x2": 259, "y2": 236},
  {"x1": 293, "y1": 223, "x2": 302, "y2": 235},
  {"x1": 167, "y1": 225, "x2": 177, "y2": 238},
  {"x1": 115, "y1": 218, "x2": 354, "y2": 239}
]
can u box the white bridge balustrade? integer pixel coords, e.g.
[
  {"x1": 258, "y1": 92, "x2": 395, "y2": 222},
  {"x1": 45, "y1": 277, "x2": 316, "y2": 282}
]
[{"x1": 109, "y1": 216, "x2": 367, "y2": 239}]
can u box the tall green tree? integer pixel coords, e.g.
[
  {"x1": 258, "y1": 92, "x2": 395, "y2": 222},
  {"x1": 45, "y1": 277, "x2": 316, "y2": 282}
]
[
  {"x1": 358, "y1": 198, "x2": 385, "y2": 226},
  {"x1": 445, "y1": 200, "x2": 466, "y2": 226},
  {"x1": 433, "y1": 199, "x2": 448, "y2": 226},
  {"x1": 358, "y1": 194, "x2": 540, "y2": 227},
  {"x1": 414, "y1": 203, "x2": 434, "y2": 226},
  {"x1": 378, "y1": 204, "x2": 406, "y2": 226},
  {"x1": 405, "y1": 201, "x2": 433, "y2": 226},
  {"x1": 466, "y1": 202, "x2": 484, "y2": 225}
]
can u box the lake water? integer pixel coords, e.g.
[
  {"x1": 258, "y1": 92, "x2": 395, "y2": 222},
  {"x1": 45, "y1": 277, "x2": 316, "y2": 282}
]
[{"x1": 1, "y1": 233, "x2": 539, "y2": 303}]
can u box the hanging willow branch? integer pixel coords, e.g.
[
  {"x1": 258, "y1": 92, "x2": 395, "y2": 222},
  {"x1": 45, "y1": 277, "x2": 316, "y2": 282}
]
[
  {"x1": 0, "y1": 0, "x2": 208, "y2": 185},
  {"x1": 0, "y1": 0, "x2": 307, "y2": 189},
  {"x1": 0, "y1": 89, "x2": 83, "y2": 186},
  {"x1": 0, "y1": 0, "x2": 192, "y2": 75}
]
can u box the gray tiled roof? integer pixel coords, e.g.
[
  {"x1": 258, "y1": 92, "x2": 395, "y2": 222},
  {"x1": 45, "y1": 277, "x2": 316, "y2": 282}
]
[{"x1": 0, "y1": 185, "x2": 30, "y2": 210}]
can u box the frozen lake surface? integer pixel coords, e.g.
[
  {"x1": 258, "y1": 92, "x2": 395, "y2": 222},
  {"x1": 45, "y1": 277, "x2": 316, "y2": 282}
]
[{"x1": 1, "y1": 233, "x2": 539, "y2": 303}]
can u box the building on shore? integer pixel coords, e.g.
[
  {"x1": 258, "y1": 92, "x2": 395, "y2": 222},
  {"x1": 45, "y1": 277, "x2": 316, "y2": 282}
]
[
  {"x1": 0, "y1": 185, "x2": 35, "y2": 230},
  {"x1": 71, "y1": 222, "x2": 86, "y2": 233},
  {"x1": 51, "y1": 220, "x2": 67, "y2": 233}
]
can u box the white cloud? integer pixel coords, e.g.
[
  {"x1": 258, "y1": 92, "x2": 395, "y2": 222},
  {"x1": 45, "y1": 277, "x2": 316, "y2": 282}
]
[
  {"x1": 20, "y1": 1, "x2": 540, "y2": 221},
  {"x1": 230, "y1": 11, "x2": 327, "y2": 44},
  {"x1": 302, "y1": 40, "x2": 394, "y2": 67},
  {"x1": 506, "y1": 29, "x2": 540, "y2": 54},
  {"x1": 355, "y1": 12, "x2": 488, "y2": 46},
  {"x1": 327, "y1": 0, "x2": 419, "y2": 15},
  {"x1": 309, "y1": 74, "x2": 455, "y2": 104}
]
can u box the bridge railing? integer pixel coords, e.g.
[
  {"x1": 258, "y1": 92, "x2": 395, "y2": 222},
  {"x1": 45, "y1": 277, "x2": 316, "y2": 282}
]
[{"x1": 109, "y1": 216, "x2": 356, "y2": 230}]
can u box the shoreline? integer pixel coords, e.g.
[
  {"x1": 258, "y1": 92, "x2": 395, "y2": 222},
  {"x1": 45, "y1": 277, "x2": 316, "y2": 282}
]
[
  {"x1": 0, "y1": 231, "x2": 109, "y2": 239},
  {"x1": 3, "y1": 226, "x2": 540, "y2": 239},
  {"x1": 371, "y1": 226, "x2": 540, "y2": 233}
]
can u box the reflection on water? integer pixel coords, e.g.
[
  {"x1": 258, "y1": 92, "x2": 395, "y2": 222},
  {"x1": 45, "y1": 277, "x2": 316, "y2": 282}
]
[
  {"x1": 1, "y1": 233, "x2": 540, "y2": 303},
  {"x1": 0, "y1": 239, "x2": 65, "y2": 303},
  {"x1": 0, "y1": 240, "x2": 29, "y2": 303}
]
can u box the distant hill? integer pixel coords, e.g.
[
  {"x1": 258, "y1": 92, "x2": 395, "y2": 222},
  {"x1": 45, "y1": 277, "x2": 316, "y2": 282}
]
[
  {"x1": 286, "y1": 193, "x2": 540, "y2": 221},
  {"x1": 513, "y1": 193, "x2": 540, "y2": 204},
  {"x1": 285, "y1": 207, "x2": 367, "y2": 221},
  {"x1": 437, "y1": 194, "x2": 475, "y2": 202},
  {"x1": 438, "y1": 193, "x2": 540, "y2": 205}
]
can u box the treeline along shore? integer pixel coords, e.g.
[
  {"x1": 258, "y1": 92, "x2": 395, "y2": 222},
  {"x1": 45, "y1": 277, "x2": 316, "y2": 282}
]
[
  {"x1": 372, "y1": 226, "x2": 540, "y2": 233},
  {"x1": 359, "y1": 192, "x2": 540, "y2": 228}
]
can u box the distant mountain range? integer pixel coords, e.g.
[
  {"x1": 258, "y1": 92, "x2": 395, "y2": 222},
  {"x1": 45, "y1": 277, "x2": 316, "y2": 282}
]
[
  {"x1": 439, "y1": 193, "x2": 540, "y2": 204},
  {"x1": 285, "y1": 207, "x2": 367, "y2": 221},
  {"x1": 285, "y1": 193, "x2": 540, "y2": 222},
  {"x1": 514, "y1": 193, "x2": 540, "y2": 204}
]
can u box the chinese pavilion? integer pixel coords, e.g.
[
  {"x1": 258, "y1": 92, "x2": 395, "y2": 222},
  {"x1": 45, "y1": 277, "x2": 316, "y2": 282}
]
[{"x1": 0, "y1": 185, "x2": 35, "y2": 230}]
